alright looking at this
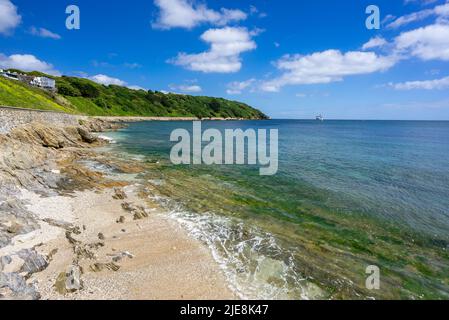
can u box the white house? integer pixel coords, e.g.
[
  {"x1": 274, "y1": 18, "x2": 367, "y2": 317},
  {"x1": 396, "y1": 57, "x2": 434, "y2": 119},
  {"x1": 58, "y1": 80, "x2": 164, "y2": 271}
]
[{"x1": 30, "y1": 76, "x2": 56, "y2": 90}]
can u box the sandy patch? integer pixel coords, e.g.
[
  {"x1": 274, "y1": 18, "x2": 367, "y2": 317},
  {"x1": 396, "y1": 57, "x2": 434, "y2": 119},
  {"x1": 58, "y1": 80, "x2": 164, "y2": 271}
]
[{"x1": 29, "y1": 186, "x2": 236, "y2": 300}]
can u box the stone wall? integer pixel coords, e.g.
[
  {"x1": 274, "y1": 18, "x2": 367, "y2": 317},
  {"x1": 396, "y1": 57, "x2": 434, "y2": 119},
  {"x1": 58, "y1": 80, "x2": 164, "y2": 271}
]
[{"x1": 0, "y1": 106, "x2": 86, "y2": 134}]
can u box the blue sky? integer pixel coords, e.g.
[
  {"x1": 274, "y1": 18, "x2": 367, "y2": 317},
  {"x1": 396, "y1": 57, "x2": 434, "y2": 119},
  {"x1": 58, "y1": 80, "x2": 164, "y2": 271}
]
[{"x1": 1, "y1": 0, "x2": 449, "y2": 119}]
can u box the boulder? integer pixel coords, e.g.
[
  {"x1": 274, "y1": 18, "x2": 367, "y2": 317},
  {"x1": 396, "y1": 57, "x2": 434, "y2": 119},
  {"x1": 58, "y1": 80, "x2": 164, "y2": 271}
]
[
  {"x1": 0, "y1": 272, "x2": 40, "y2": 300},
  {"x1": 112, "y1": 188, "x2": 127, "y2": 200},
  {"x1": 77, "y1": 127, "x2": 97, "y2": 143},
  {"x1": 54, "y1": 265, "x2": 83, "y2": 294}
]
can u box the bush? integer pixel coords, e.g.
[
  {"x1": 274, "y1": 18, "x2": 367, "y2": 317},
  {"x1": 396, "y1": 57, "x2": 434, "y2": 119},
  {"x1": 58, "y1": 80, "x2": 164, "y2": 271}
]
[{"x1": 56, "y1": 81, "x2": 81, "y2": 96}]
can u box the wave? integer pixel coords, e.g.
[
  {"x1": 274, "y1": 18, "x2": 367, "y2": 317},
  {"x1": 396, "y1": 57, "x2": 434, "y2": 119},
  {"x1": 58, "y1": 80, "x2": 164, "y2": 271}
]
[{"x1": 147, "y1": 190, "x2": 317, "y2": 300}]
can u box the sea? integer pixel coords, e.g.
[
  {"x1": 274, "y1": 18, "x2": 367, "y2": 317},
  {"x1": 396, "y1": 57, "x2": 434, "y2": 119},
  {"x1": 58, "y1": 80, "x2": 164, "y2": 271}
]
[{"x1": 101, "y1": 120, "x2": 449, "y2": 300}]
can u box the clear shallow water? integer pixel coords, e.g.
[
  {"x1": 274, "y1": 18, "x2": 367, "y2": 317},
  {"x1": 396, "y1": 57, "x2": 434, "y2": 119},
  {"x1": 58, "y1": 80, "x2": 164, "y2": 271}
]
[{"x1": 104, "y1": 120, "x2": 449, "y2": 299}]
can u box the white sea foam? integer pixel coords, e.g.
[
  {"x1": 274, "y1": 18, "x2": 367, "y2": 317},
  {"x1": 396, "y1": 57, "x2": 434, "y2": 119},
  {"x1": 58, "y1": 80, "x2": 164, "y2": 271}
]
[
  {"x1": 147, "y1": 192, "x2": 313, "y2": 300},
  {"x1": 98, "y1": 135, "x2": 117, "y2": 144}
]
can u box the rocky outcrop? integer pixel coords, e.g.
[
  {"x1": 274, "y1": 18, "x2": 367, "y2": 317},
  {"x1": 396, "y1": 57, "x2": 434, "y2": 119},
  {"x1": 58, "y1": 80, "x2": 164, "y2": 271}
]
[{"x1": 0, "y1": 118, "x2": 122, "y2": 300}]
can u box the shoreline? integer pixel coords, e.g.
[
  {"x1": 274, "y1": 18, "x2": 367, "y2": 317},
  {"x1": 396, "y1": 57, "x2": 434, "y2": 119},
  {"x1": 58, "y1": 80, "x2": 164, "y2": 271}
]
[
  {"x1": 0, "y1": 105, "x2": 268, "y2": 135},
  {"x1": 0, "y1": 118, "x2": 236, "y2": 300}
]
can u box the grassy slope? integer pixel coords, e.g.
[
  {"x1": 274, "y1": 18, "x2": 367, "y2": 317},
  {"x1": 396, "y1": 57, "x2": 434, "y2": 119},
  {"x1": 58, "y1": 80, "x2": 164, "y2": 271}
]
[
  {"x1": 0, "y1": 77, "x2": 74, "y2": 113},
  {"x1": 0, "y1": 72, "x2": 268, "y2": 119}
]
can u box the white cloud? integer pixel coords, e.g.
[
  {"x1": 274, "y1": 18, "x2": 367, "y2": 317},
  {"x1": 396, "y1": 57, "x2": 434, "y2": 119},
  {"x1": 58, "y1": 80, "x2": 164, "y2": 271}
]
[
  {"x1": 387, "y1": 2, "x2": 449, "y2": 29},
  {"x1": 152, "y1": 0, "x2": 247, "y2": 29},
  {"x1": 89, "y1": 74, "x2": 126, "y2": 86},
  {"x1": 30, "y1": 27, "x2": 61, "y2": 40},
  {"x1": 169, "y1": 27, "x2": 257, "y2": 73},
  {"x1": 127, "y1": 85, "x2": 147, "y2": 91},
  {"x1": 0, "y1": 0, "x2": 21, "y2": 35},
  {"x1": 226, "y1": 78, "x2": 255, "y2": 94},
  {"x1": 260, "y1": 50, "x2": 398, "y2": 92},
  {"x1": 389, "y1": 76, "x2": 449, "y2": 90},
  {"x1": 0, "y1": 53, "x2": 59, "y2": 75},
  {"x1": 169, "y1": 83, "x2": 202, "y2": 93},
  {"x1": 394, "y1": 23, "x2": 449, "y2": 60},
  {"x1": 362, "y1": 36, "x2": 388, "y2": 50},
  {"x1": 404, "y1": 0, "x2": 438, "y2": 6}
]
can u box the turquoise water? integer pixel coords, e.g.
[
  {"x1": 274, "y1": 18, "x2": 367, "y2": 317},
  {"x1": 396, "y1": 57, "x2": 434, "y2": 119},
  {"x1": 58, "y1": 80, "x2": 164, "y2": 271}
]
[{"x1": 105, "y1": 120, "x2": 449, "y2": 299}]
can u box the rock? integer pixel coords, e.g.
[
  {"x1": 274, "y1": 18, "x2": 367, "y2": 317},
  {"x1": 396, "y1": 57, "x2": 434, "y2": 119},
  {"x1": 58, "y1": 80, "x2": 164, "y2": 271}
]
[
  {"x1": 116, "y1": 216, "x2": 126, "y2": 224},
  {"x1": 89, "y1": 262, "x2": 120, "y2": 273},
  {"x1": 0, "y1": 256, "x2": 12, "y2": 271},
  {"x1": 110, "y1": 251, "x2": 134, "y2": 263},
  {"x1": 121, "y1": 202, "x2": 149, "y2": 220},
  {"x1": 6, "y1": 221, "x2": 21, "y2": 234},
  {"x1": 17, "y1": 249, "x2": 48, "y2": 275},
  {"x1": 98, "y1": 233, "x2": 105, "y2": 240},
  {"x1": 121, "y1": 202, "x2": 134, "y2": 212},
  {"x1": 113, "y1": 188, "x2": 127, "y2": 200},
  {"x1": 0, "y1": 272, "x2": 40, "y2": 300},
  {"x1": 77, "y1": 127, "x2": 97, "y2": 144},
  {"x1": 54, "y1": 265, "x2": 83, "y2": 294},
  {"x1": 66, "y1": 265, "x2": 83, "y2": 292}
]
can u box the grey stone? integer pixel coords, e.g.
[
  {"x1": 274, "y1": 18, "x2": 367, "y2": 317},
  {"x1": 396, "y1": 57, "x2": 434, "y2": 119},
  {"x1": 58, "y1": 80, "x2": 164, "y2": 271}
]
[
  {"x1": 0, "y1": 272, "x2": 40, "y2": 300},
  {"x1": 17, "y1": 249, "x2": 48, "y2": 275}
]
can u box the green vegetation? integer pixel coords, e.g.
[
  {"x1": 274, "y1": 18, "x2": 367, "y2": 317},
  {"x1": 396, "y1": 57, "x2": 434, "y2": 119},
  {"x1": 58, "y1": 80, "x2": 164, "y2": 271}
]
[
  {"x1": 0, "y1": 77, "x2": 74, "y2": 113},
  {"x1": 0, "y1": 70, "x2": 268, "y2": 119}
]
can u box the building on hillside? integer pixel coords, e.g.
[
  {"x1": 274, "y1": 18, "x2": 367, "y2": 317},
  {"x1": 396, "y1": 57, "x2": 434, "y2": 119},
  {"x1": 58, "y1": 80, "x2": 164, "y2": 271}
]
[
  {"x1": 30, "y1": 76, "x2": 56, "y2": 91},
  {"x1": 0, "y1": 70, "x2": 56, "y2": 91},
  {"x1": 1, "y1": 70, "x2": 20, "y2": 80}
]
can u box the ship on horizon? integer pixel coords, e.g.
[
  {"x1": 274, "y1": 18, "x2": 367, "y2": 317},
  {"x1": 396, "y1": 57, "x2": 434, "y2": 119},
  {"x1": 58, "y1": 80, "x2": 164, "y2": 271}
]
[{"x1": 316, "y1": 114, "x2": 324, "y2": 121}]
